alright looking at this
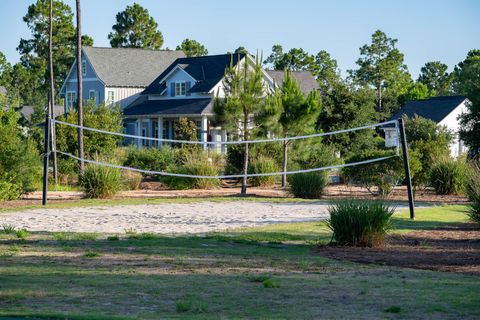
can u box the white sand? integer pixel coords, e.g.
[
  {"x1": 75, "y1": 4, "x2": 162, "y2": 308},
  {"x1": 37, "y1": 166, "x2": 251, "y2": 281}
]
[
  {"x1": 1, "y1": 201, "x2": 419, "y2": 234},
  {"x1": 1, "y1": 201, "x2": 333, "y2": 234}
]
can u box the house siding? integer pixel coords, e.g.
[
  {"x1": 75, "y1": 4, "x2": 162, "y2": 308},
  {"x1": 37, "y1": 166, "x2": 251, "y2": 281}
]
[{"x1": 105, "y1": 87, "x2": 144, "y2": 109}]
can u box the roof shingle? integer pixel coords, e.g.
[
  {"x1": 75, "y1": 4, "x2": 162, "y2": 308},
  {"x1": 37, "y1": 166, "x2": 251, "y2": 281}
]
[
  {"x1": 123, "y1": 98, "x2": 213, "y2": 116},
  {"x1": 265, "y1": 70, "x2": 319, "y2": 94},
  {"x1": 389, "y1": 96, "x2": 467, "y2": 123}
]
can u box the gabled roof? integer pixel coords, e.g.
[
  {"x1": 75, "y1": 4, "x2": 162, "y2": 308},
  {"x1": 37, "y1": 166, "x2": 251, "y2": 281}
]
[
  {"x1": 123, "y1": 98, "x2": 213, "y2": 117},
  {"x1": 19, "y1": 105, "x2": 64, "y2": 119},
  {"x1": 265, "y1": 70, "x2": 320, "y2": 94},
  {"x1": 82, "y1": 47, "x2": 185, "y2": 87},
  {"x1": 389, "y1": 96, "x2": 468, "y2": 123},
  {"x1": 143, "y1": 53, "x2": 246, "y2": 94}
]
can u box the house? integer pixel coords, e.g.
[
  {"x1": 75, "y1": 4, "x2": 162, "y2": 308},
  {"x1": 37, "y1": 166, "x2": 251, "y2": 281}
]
[
  {"x1": 59, "y1": 47, "x2": 185, "y2": 112},
  {"x1": 384, "y1": 96, "x2": 469, "y2": 157},
  {"x1": 122, "y1": 53, "x2": 319, "y2": 152}
]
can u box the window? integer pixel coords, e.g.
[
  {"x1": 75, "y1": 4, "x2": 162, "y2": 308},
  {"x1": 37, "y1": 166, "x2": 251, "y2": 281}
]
[
  {"x1": 82, "y1": 60, "x2": 87, "y2": 76},
  {"x1": 88, "y1": 90, "x2": 96, "y2": 103},
  {"x1": 175, "y1": 81, "x2": 186, "y2": 96},
  {"x1": 66, "y1": 92, "x2": 77, "y2": 110},
  {"x1": 107, "y1": 90, "x2": 115, "y2": 104}
]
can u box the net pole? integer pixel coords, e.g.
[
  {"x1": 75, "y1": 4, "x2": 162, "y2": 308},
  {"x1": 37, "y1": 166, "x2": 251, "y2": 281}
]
[
  {"x1": 42, "y1": 110, "x2": 51, "y2": 206},
  {"x1": 398, "y1": 118, "x2": 415, "y2": 219}
]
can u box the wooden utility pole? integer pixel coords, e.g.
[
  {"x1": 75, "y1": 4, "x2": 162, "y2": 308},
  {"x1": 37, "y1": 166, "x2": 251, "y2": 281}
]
[
  {"x1": 76, "y1": 0, "x2": 84, "y2": 174},
  {"x1": 398, "y1": 118, "x2": 415, "y2": 219},
  {"x1": 48, "y1": 0, "x2": 58, "y2": 184}
]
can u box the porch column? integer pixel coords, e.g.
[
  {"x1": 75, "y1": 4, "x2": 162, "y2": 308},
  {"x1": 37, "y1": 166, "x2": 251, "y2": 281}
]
[
  {"x1": 146, "y1": 119, "x2": 152, "y2": 147},
  {"x1": 157, "y1": 116, "x2": 163, "y2": 147},
  {"x1": 201, "y1": 116, "x2": 208, "y2": 150},
  {"x1": 221, "y1": 129, "x2": 227, "y2": 154},
  {"x1": 135, "y1": 119, "x2": 141, "y2": 148}
]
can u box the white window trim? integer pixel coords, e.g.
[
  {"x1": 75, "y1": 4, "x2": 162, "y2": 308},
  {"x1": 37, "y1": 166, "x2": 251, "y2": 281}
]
[
  {"x1": 82, "y1": 60, "x2": 87, "y2": 76},
  {"x1": 175, "y1": 81, "x2": 186, "y2": 96},
  {"x1": 107, "y1": 90, "x2": 115, "y2": 104},
  {"x1": 66, "y1": 91, "x2": 77, "y2": 110},
  {"x1": 88, "y1": 90, "x2": 96, "y2": 102}
]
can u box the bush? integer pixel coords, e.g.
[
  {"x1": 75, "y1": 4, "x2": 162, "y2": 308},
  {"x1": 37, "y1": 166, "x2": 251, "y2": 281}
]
[
  {"x1": 123, "y1": 146, "x2": 177, "y2": 176},
  {"x1": 327, "y1": 200, "x2": 395, "y2": 247},
  {"x1": 343, "y1": 149, "x2": 403, "y2": 196},
  {"x1": 80, "y1": 163, "x2": 123, "y2": 198},
  {"x1": 122, "y1": 170, "x2": 142, "y2": 190},
  {"x1": 0, "y1": 105, "x2": 41, "y2": 199},
  {"x1": 248, "y1": 155, "x2": 278, "y2": 187},
  {"x1": 429, "y1": 157, "x2": 468, "y2": 195},
  {"x1": 163, "y1": 153, "x2": 220, "y2": 190},
  {"x1": 466, "y1": 162, "x2": 480, "y2": 226},
  {"x1": 288, "y1": 172, "x2": 328, "y2": 199}
]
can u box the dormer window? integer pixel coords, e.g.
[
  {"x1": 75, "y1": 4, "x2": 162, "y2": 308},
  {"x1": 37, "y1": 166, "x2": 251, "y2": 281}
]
[
  {"x1": 82, "y1": 60, "x2": 87, "y2": 76},
  {"x1": 175, "y1": 81, "x2": 186, "y2": 96}
]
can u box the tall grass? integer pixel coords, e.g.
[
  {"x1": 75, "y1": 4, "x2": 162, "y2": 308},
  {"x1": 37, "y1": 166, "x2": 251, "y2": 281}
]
[
  {"x1": 327, "y1": 200, "x2": 395, "y2": 247},
  {"x1": 429, "y1": 157, "x2": 468, "y2": 195},
  {"x1": 248, "y1": 155, "x2": 278, "y2": 187},
  {"x1": 288, "y1": 172, "x2": 327, "y2": 199},
  {"x1": 80, "y1": 163, "x2": 123, "y2": 198},
  {"x1": 466, "y1": 161, "x2": 480, "y2": 226},
  {"x1": 163, "y1": 152, "x2": 220, "y2": 189}
]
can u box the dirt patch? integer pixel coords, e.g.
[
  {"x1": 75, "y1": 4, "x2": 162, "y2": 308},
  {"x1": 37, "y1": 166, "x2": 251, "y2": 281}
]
[{"x1": 316, "y1": 223, "x2": 480, "y2": 275}]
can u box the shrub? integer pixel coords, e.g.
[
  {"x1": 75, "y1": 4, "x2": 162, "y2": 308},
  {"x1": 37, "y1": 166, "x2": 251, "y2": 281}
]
[
  {"x1": 288, "y1": 172, "x2": 328, "y2": 199},
  {"x1": 248, "y1": 155, "x2": 278, "y2": 187},
  {"x1": 16, "y1": 229, "x2": 30, "y2": 239},
  {"x1": 163, "y1": 153, "x2": 220, "y2": 189},
  {"x1": 123, "y1": 146, "x2": 177, "y2": 175},
  {"x1": 343, "y1": 149, "x2": 403, "y2": 196},
  {"x1": 0, "y1": 106, "x2": 41, "y2": 199},
  {"x1": 327, "y1": 200, "x2": 395, "y2": 247},
  {"x1": 429, "y1": 157, "x2": 468, "y2": 195},
  {"x1": 80, "y1": 163, "x2": 123, "y2": 198},
  {"x1": 122, "y1": 170, "x2": 142, "y2": 190},
  {"x1": 466, "y1": 161, "x2": 480, "y2": 226}
]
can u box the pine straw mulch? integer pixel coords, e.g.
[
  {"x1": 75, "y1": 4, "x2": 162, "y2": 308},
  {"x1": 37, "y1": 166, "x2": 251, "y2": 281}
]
[{"x1": 315, "y1": 223, "x2": 480, "y2": 275}]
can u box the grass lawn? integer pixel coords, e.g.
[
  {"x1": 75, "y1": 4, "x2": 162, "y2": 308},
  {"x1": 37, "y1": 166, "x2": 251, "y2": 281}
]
[{"x1": 0, "y1": 205, "x2": 478, "y2": 319}]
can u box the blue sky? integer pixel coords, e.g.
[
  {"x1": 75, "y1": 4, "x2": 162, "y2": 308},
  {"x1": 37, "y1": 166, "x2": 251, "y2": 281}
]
[{"x1": 0, "y1": 0, "x2": 479, "y2": 77}]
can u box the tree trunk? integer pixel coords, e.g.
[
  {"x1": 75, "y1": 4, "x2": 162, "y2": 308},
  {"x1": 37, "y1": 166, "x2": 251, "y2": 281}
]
[
  {"x1": 76, "y1": 0, "x2": 84, "y2": 175},
  {"x1": 281, "y1": 140, "x2": 288, "y2": 188},
  {"x1": 377, "y1": 83, "x2": 382, "y2": 113},
  {"x1": 48, "y1": 0, "x2": 58, "y2": 185},
  {"x1": 241, "y1": 114, "x2": 249, "y2": 195}
]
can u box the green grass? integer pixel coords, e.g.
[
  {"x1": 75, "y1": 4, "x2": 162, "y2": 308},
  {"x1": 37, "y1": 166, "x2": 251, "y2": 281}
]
[{"x1": 0, "y1": 205, "x2": 478, "y2": 319}]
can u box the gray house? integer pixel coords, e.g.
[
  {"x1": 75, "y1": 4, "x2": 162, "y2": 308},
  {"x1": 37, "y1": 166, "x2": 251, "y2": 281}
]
[
  {"x1": 122, "y1": 54, "x2": 319, "y2": 152},
  {"x1": 59, "y1": 47, "x2": 185, "y2": 112}
]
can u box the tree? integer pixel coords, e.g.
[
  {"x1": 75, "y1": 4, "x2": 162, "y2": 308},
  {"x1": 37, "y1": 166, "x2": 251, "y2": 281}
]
[
  {"x1": 109, "y1": 3, "x2": 163, "y2": 49},
  {"x1": 214, "y1": 55, "x2": 267, "y2": 194},
  {"x1": 418, "y1": 61, "x2": 453, "y2": 95},
  {"x1": 264, "y1": 45, "x2": 314, "y2": 71},
  {"x1": 397, "y1": 82, "x2": 432, "y2": 106},
  {"x1": 176, "y1": 39, "x2": 208, "y2": 57},
  {"x1": 48, "y1": 0, "x2": 58, "y2": 184},
  {"x1": 17, "y1": 0, "x2": 93, "y2": 102},
  {"x1": 174, "y1": 117, "x2": 198, "y2": 142},
  {"x1": 76, "y1": 0, "x2": 84, "y2": 174},
  {"x1": 233, "y1": 46, "x2": 249, "y2": 55},
  {"x1": 264, "y1": 71, "x2": 321, "y2": 187},
  {"x1": 310, "y1": 50, "x2": 341, "y2": 96},
  {"x1": 350, "y1": 30, "x2": 411, "y2": 116},
  {"x1": 454, "y1": 50, "x2": 480, "y2": 154},
  {"x1": 317, "y1": 82, "x2": 378, "y2": 157}
]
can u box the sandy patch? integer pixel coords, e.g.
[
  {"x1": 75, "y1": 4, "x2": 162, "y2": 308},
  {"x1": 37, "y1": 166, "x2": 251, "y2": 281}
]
[{"x1": 1, "y1": 201, "x2": 332, "y2": 234}]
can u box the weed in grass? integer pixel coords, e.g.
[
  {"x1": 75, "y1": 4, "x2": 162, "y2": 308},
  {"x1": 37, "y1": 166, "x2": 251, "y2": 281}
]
[
  {"x1": 84, "y1": 250, "x2": 101, "y2": 258},
  {"x1": 175, "y1": 298, "x2": 208, "y2": 314},
  {"x1": 125, "y1": 228, "x2": 137, "y2": 235},
  {"x1": 107, "y1": 235, "x2": 120, "y2": 241},
  {"x1": 262, "y1": 278, "x2": 280, "y2": 288},
  {"x1": 53, "y1": 232, "x2": 69, "y2": 241},
  {"x1": 0, "y1": 245, "x2": 20, "y2": 258},
  {"x1": 62, "y1": 246, "x2": 74, "y2": 252},
  {"x1": 385, "y1": 306, "x2": 401, "y2": 313},
  {"x1": 15, "y1": 229, "x2": 30, "y2": 239},
  {"x1": 128, "y1": 232, "x2": 157, "y2": 240},
  {"x1": 250, "y1": 275, "x2": 271, "y2": 283},
  {"x1": 2, "y1": 224, "x2": 16, "y2": 234},
  {"x1": 74, "y1": 233, "x2": 99, "y2": 241}
]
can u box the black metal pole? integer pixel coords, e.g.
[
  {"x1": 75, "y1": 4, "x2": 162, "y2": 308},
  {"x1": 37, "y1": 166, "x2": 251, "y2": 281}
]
[
  {"x1": 42, "y1": 109, "x2": 51, "y2": 206},
  {"x1": 398, "y1": 118, "x2": 415, "y2": 219}
]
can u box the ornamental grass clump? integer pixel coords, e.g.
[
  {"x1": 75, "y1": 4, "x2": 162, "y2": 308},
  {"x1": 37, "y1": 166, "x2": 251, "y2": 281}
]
[
  {"x1": 327, "y1": 200, "x2": 395, "y2": 247},
  {"x1": 80, "y1": 163, "x2": 123, "y2": 198},
  {"x1": 288, "y1": 172, "x2": 328, "y2": 199},
  {"x1": 248, "y1": 155, "x2": 279, "y2": 187},
  {"x1": 429, "y1": 157, "x2": 468, "y2": 195},
  {"x1": 466, "y1": 161, "x2": 480, "y2": 226}
]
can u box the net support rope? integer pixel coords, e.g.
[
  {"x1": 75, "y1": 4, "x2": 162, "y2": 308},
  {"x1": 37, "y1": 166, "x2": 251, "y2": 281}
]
[
  {"x1": 53, "y1": 118, "x2": 398, "y2": 145},
  {"x1": 53, "y1": 118, "x2": 399, "y2": 179}
]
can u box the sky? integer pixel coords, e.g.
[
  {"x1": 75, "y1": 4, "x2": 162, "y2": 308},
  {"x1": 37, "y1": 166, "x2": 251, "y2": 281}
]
[{"x1": 0, "y1": 0, "x2": 479, "y2": 78}]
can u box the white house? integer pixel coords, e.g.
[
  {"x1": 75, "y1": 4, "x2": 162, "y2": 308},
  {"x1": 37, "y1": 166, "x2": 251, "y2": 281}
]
[{"x1": 384, "y1": 96, "x2": 470, "y2": 157}]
